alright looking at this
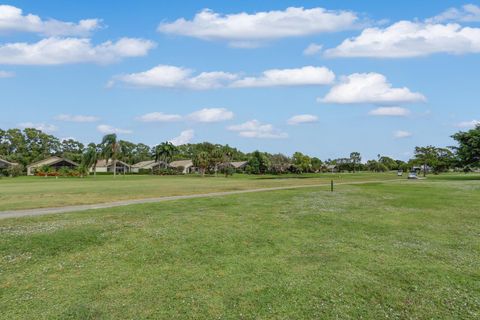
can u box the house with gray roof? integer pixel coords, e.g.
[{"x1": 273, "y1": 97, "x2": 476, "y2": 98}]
[{"x1": 27, "y1": 156, "x2": 78, "y2": 176}]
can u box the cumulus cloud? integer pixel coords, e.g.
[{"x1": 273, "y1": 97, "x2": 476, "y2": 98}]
[
  {"x1": 228, "y1": 120, "x2": 288, "y2": 139},
  {"x1": 0, "y1": 37, "x2": 155, "y2": 65},
  {"x1": 158, "y1": 7, "x2": 358, "y2": 47},
  {"x1": 55, "y1": 114, "x2": 99, "y2": 122},
  {"x1": 393, "y1": 130, "x2": 412, "y2": 138},
  {"x1": 325, "y1": 21, "x2": 480, "y2": 58},
  {"x1": 287, "y1": 114, "x2": 318, "y2": 125},
  {"x1": 187, "y1": 108, "x2": 234, "y2": 123},
  {"x1": 368, "y1": 107, "x2": 411, "y2": 117},
  {"x1": 169, "y1": 129, "x2": 194, "y2": 145},
  {"x1": 427, "y1": 4, "x2": 480, "y2": 23},
  {"x1": 136, "y1": 112, "x2": 182, "y2": 122},
  {"x1": 0, "y1": 70, "x2": 14, "y2": 78},
  {"x1": 111, "y1": 65, "x2": 334, "y2": 89},
  {"x1": 319, "y1": 73, "x2": 426, "y2": 105},
  {"x1": 0, "y1": 4, "x2": 100, "y2": 36},
  {"x1": 111, "y1": 65, "x2": 236, "y2": 89},
  {"x1": 232, "y1": 66, "x2": 334, "y2": 88},
  {"x1": 455, "y1": 119, "x2": 480, "y2": 128},
  {"x1": 19, "y1": 122, "x2": 57, "y2": 133},
  {"x1": 303, "y1": 43, "x2": 323, "y2": 55},
  {"x1": 97, "y1": 124, "x2": 132, "y2": 134}
]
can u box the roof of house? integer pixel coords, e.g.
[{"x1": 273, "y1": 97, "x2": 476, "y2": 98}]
[
  {"x1": 95, "y1": 159, "x2": 131, "y2": 167},
  {"x1": 230, "y1": 161, "x2": 248, "y2": 168},
  {"x1": 132, "y1": 160, "x2": 167, "y2": 169},
  {"x1": 27, "y1": 156, "x2": 78, "y2": 169},
  {"x1": 326, "y1": 164, "x2": 337, "y2": 169},
  {"x1": 169, "y1": 160, "x2": 193, "y2": 168},
  {"x1": 0, "y1": 158, "x2": 18, "y2": 166}
]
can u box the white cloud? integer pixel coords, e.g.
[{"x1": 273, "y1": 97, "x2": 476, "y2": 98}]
[
  {"x1": 393, "y1": 130, "x2": 412, "y2": 138},
  {"x1": 0, "y1": 70, "x2": 14, "y2": 78},
  {"x1": 232, "y1": 66, "x2": 334, "y2": 88},
  {"x1": 320, "y1": 73, "x2": 426, "y2": 105},
  {"x1": 427, "y1": 4, "x2": 480, "y2": 23},
  {"x1": 0, "y1": 37, "x2": 155, "y2": 65},
  {"x1": 111, "y1": 65, "x2": 236, "y2": 89},
  {"x1": 325, "y1": 21, "x2": 480, "y2": 58},
  {"x1": 368, "y1": 107, "x2": 411, "y2": 117},
  {"x1": 158, "y1": 7, "x2": 359, "y2": 47},
  {"x1": 0, "y1": 4, "x2": 100, "y2": 36},
  {"x1": 287, "y1": 114, "x2": 318, "y2": 125},
  {"x1": 228, "y1": 120, "x2": 288, "y2": 139},
  {"x1": 55, "y1": 114, "x2": 99, "y2": 122},
  {"x1": 303, "y1": 43, "x2": 323, "y2": 55},
  {"x1": 169, "y1": 129, "x2": 194, "y2": 146},
  {"x1": 97, "y1": 124, "x2": 132, "y2": 134},
  {"x1": 455, "y1": 119, "x2": 480, "y2": 128},
  {"x1": 19, "y1": 122, "x2": 57, "y2": 133},
  {"x1": 112, "y1": 65, "x2": 334, "y2": 89},
  {"x1": 188, "y1": 108, "x2": 234, "y2": 123},
  {"x1": 136, "y1": 112, "x2": 182, "y2": 122}
]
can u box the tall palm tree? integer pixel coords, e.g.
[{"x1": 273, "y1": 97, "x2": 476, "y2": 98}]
[
  {"x1": 81, "y1": 144, "x2": 98, "y2": 177},
  {"x1": 101, "y1": 134, "x2": 121, "y2": 177},
  {"x1": 193, "y1": 151, "x2": 210, "y2": 176},
  {"x1": 154, "y1": 141, "x2": 178, "y2": 165}
]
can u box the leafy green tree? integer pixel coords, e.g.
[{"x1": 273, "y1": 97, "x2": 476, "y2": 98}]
[
  {"x1": 61, "y1": 138, "x2": 84, "y2": 163},
  {"x1": 413, "y1": 146, "x2": 455, "y2": 176},
  {"x1": 101, "y1": 134, "x2": 121, "y2": 177},
  {"x1": 246, "y1": 151, "x2": 270, "y2": 174},
  {"x1": 378, "y1": 156, "x2": 398, "y2": 170},
  {"x1": 269, "y1": 153, "x2": 291, "y2": 174},
  {"x1": 451, "y1": 125, "x2": 480, "y2": 169},
  {"x1": 292, "y1": 152, "x2": 312, "y2": 173}
]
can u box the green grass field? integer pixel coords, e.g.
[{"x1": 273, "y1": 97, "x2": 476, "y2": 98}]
[
  {"x1": 1, "y1": 174, "x2": 479, "y2": 319},
  {"x1": 0, "y1": 173, "x2": 400, "y2": 211}
]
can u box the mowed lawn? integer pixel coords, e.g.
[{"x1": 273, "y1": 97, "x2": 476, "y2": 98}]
[
  {"x1": 0, "y1": 173, "x2": 399, "y2": 211},
  {"x1": 1, "y1": 176, "x2": 479, "y2": 319}
]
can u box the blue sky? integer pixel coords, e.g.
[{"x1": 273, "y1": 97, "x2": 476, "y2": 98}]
[{"x1": 1, "y1": 1, "x2": 479, "y2": 161}]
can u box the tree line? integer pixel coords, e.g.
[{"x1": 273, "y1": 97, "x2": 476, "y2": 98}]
[{"x1": 1, "y1": 125, "x2": 480, "y2": 176}]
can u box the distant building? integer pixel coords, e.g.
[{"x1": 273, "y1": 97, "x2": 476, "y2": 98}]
[
  {"x1": 0, "y1": 158, "x2": 18, "y2": 170},
  {"x1": 169, "y1": 160, "x2": 195, "y2": 174},
  {"x1": 131, "y1": 160, "x2": 167, "y2": 173},
  {"x1": 27, "y1": 156, "x2": 78, "y2": 176},
  {"x1": 94, "y1": 159, "x2": 131, "y2": 174},
  {"x1": 230, "y1": 161, "x2": 248, "y2": 170},
  {"x1": 326, "y1": 164, "x2": 338, "y2": 173}
]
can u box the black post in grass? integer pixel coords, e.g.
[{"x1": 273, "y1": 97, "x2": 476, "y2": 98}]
[{"x1": 331, "y1": 180, "x2": 333, "y2": 192}]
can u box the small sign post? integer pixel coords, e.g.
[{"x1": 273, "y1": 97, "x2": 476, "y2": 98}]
[{"x1": 331, "y1": 180, "x2": 333, "y2": 192}]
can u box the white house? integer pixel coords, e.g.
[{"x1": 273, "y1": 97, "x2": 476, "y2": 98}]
[
  {"x1": 131, "y1": 160, "x2": 167, "y2": 173},
  {"x1": 93, "y1": 159, "x2": 131, "y2": 174},
  {"x1": 169, "y1": 160, "x2": 195, "y2": 174}
]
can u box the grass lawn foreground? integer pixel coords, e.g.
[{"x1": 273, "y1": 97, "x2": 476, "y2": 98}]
[{"x1": 0, "y1": 174, "x2": 479, "y2": 318}]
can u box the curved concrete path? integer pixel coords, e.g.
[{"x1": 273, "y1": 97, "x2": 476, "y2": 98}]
[{"x1": 0, "y1": 179, "x2": 404, "y2": 220}]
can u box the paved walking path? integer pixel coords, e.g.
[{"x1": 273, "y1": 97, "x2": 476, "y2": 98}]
[{"x1": 0, "y1": 179, "x2": 405, "y2": 220}]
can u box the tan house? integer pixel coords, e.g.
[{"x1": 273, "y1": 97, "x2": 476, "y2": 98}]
[
  {"x1": 230, "y1": 161, "x2": 248, "y2": 170},
  {"x1": 169, "y1": 160, "x2": 195, "y2": 174},
  {"x1": 131, "y1": 160, "x2": 167, "y2": 173},
  {"x1": 0, "y1": 158, "x2": 18, "y2": 170},
  {"x1": 93, "y1": 159, "x2": 131, "y2": 174},
  {"x1": 27, "y1": 156, "x2": 79, "y2": 175}
]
